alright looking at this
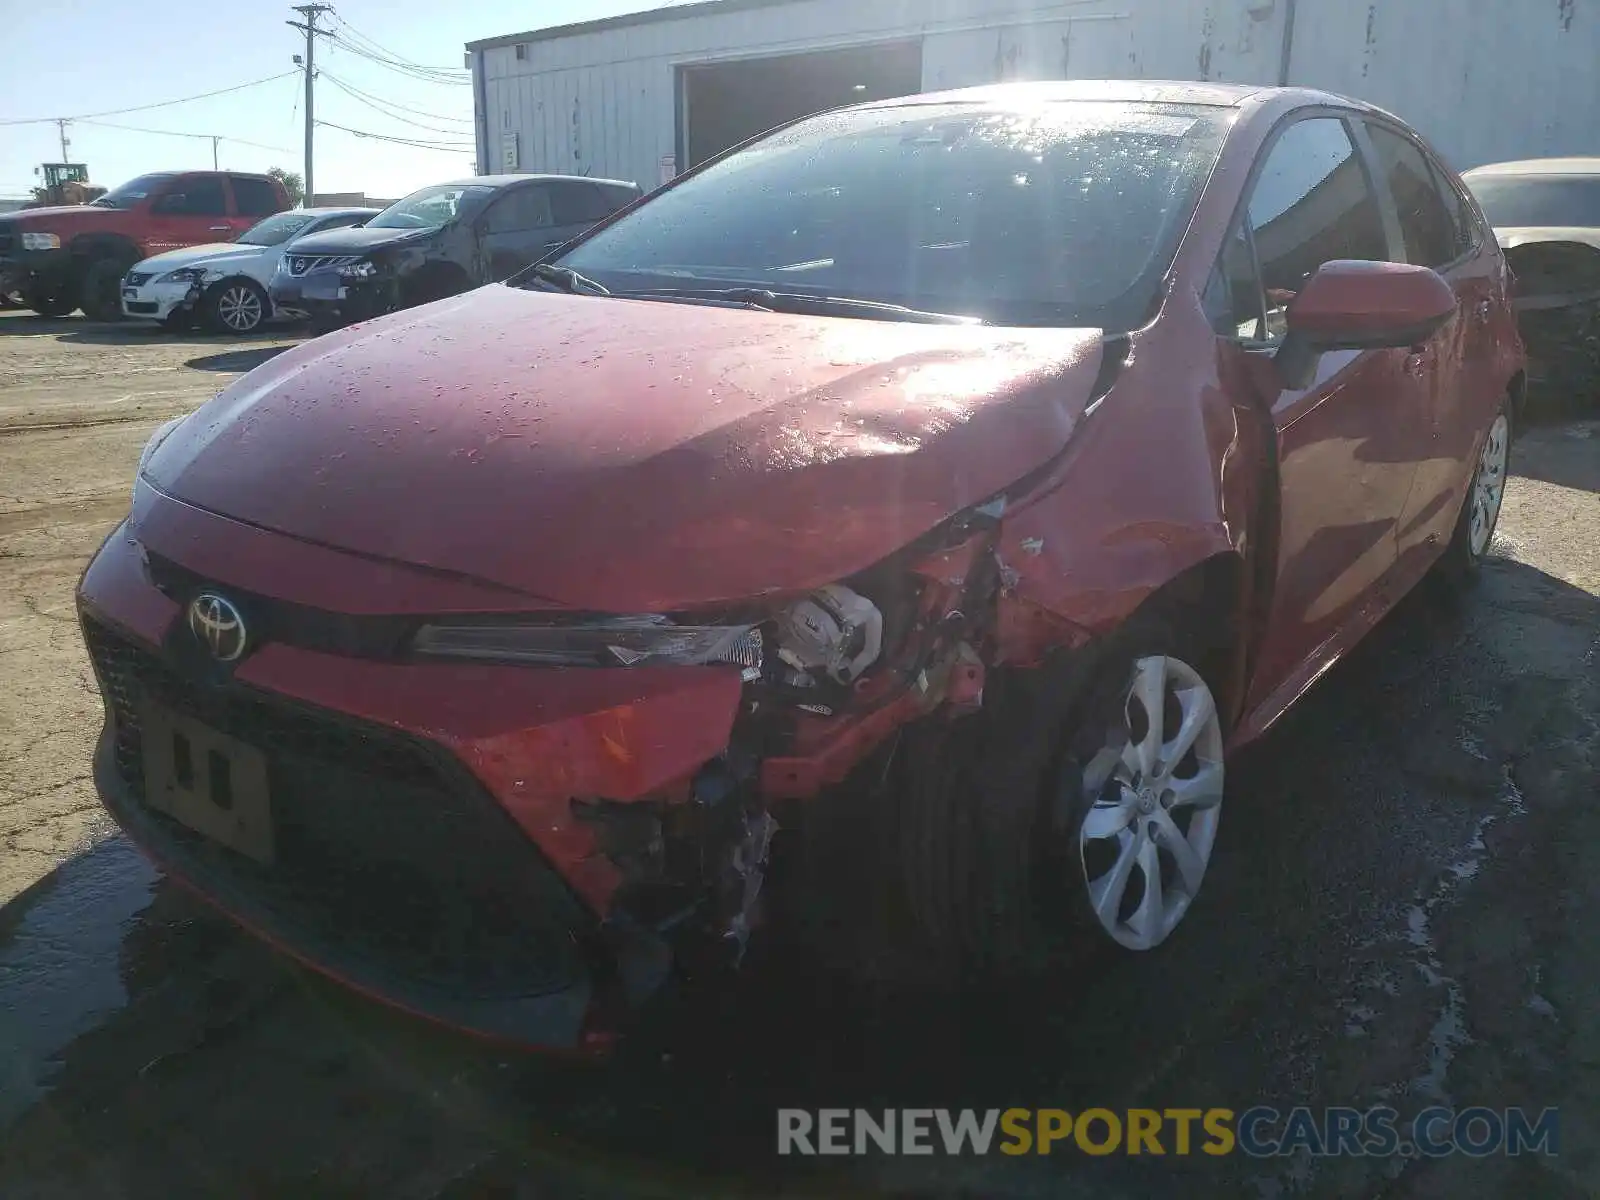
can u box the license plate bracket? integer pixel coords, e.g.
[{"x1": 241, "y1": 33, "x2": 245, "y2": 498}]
[{"x1": 141, "y1": 700, "x2": 275, "y2": 863}]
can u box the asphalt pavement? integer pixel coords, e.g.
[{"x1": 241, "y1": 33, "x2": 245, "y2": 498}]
[{"x1": 0, "y1": 310, "x2": 1595, "y2": 1198}]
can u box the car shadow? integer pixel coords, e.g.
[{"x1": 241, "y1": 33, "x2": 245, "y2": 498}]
[
  {"x1": 184, "y1": 346, "x2": 294, "y2": 373},
  {"x1": 0, "y1": 556, "x2": 1593, "y2": 1198},
  {"x1": 1505, "y1": 417, "x2": 1600, "y2": 491}
]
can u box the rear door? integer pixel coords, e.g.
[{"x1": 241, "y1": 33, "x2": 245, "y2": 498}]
[
  {"x1": 145, "y1": 174, "x2": 234, "y2": 252},
  {"x1": 1361, "y1": 122, "x2": 1503, "y2": 565},
  {"x1": 228, "y1": 175, "x2": 285, "y2": 232},
  {"x1": 1209, "y1": 114, "x2": 1427, "y2": 709},
  {"x1": 545, "y1": 181, "x2": 626, "y2": 258},
  {"x1": 477, "y1": 184, "x2": 555, "y2": 280}
]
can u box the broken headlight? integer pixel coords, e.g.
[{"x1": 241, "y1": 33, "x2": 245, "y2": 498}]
[{"x1": 411, "y1": 615, "x2": 763, "y2": 670}]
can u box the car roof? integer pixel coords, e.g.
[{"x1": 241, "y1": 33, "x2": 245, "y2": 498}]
[
  {"x1": 1464, "y1": 157, "x2": 1600, "y2": 178},
  {"x1": 298, "y1": 206, "x2": 382, "y2": 216},
  {"x1": 438, "y1": 173, "x2": 640, "y2": 190},
  {"x1": 854, "y1": 79, "x2": 1366, "y2": 112}
]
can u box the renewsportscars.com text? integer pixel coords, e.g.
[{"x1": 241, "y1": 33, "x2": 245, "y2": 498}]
[{"x1": 776, "y1": 1107, "x2": 1559, "y2": 1158}]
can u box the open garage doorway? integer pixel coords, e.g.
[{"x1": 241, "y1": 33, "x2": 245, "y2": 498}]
[{"x1": 678, "y1": 40, "x2": 923, "y2": 170}]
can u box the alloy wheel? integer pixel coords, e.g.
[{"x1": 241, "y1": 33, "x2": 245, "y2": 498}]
[
  {"x1": 217, "y1": 285, "x2": 264, "y2": 333},
  {"x1": 1077, "y1": 654, "x2": 1224, "y2": 951},
  {"x1": 1469, "y1": 413, "x2": 1510, "y2": 558}
]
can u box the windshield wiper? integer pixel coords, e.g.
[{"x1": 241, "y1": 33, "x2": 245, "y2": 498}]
[
  {"x1": 622, "y1": 287, "x2": 978, "y2": 324},
  {"x1": 525, "y1": 264, "x2": 610, "y2": 296}
]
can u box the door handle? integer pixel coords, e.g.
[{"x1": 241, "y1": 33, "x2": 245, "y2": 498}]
[
  {"x1": 209, "y1": 225, "x2": 231, "y2": 232},
  {"x1": 1475, "y1": 298, "x2": 1493, "y2": 323},
  {"x1": 1404, "y1": 351, "x2": 1430, "y2": 378}
]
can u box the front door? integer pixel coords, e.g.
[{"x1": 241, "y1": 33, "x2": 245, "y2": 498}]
[
  {"x1": 478, "y1": 184, "x2": 556, "y2": 281},
  {"x1": 1362, "y1": 122, "x2": 1499, "y2": 571},
  {"x1": 1214, "y1": 115, "x2": 1429, "y2": 710},
  {"x1": 145, "y1": 174, "x2": 234, "y2": 253}
]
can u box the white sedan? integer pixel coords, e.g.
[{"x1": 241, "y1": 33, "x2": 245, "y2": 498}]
[{"x1": 121, "y1": 207, "x2": 377, "y2": 333}]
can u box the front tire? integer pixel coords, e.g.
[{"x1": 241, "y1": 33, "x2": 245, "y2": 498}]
[
  {"x1": 80, "y1": 258, "x2": 130, "y2": 322},
  {"x1": 203, "y1": 279, "x2": 269, "y2": 335},
  {"x1": 890, "y1": 637, "x2": 1227, "y2": 980}
]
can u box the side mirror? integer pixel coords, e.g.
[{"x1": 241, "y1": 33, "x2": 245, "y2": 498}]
[{"x1": 1275, "y1": 260, "x2": 1456, "y2": 390}]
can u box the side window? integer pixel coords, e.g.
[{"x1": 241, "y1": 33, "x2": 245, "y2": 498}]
[
  {"x1": 1367, "y1": 126, "x2": 1458, "y2": 268},
  {"x1": 598, "y1": 183, "x2": 641, "y2": 213},
  {"x1": 1205, "y1": 221, "x2": 1267, "y2": 341},
  {"x1": 1246, "y1": 117, "x2": 1389, "y2": 342},
  {"x1": 155, "y1": 176, "x2": 228, "y2": 217},
  {"x1": 549, "y1": 181, "x2": 615, "y2": 225},
  {"x1": 231, "y1": 176, "x2": 281, "y2": 217},
  {"x1": 1427, "y1": 159, "x2": 1481, "y2": 259},
  {"x1": 484, "y1": 186, "x2": 552, "y2": 233},
  {"x1": 312, "y1": 213, "x2": 369, "y2": 234}
]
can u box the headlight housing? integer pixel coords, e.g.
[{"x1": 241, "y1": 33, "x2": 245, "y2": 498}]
[
  {"x1": 412, "y1": 615, "x2": 764, "y2": 671},
  {"x1": 157, "y1": 266, "x2": 223, "y2": 285},
  {"x1": 21, "y1": 232, "x2": 61, "y2": 251},
  {"x1": 134, "y1": 415, "x2": 186, "y2": 499},
  {"x1": 338, "y1": 259, "x2": 378, "y2": 279}
]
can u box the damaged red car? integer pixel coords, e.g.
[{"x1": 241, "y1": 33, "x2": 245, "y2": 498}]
[{"x1": 78, "y1": 81, "x2": 1523, "y2": 1050}]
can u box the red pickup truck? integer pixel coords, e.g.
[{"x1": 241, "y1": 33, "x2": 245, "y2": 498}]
[{"x1": 0, "y1": 170, "x2": 292, "y2": 320}]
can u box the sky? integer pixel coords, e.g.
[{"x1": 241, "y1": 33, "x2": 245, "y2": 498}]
[{"x1": 0, "y1": 0, "x2": 690, "y2": 202}]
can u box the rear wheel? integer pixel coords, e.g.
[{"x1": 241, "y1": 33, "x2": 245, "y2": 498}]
[
  {"x1": 1436, "y1": 401, "x2": 1512, "y2": 584},
  {"x1": 80, "y1": 257, "x2": 131, "y2": 322},
  {"x1": 203, "y1": 278, "x2": 268, "y2": 334}
]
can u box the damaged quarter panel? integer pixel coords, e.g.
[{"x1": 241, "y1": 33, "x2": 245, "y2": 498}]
[{"x1": 144, "y1": 284, "x2": 1107, "y2": 611}]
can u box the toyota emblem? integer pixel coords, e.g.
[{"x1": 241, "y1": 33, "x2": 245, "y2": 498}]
[{"x1": 187, "y1": 593, "x2": 248, "y2": 663}]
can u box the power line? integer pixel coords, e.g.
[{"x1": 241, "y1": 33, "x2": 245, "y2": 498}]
[
  {"x1": 75, "y1": 119, "x2": 295, "y2": 155},
  {"x1": 314, "y1": 119, "x2": 473, "y2": 151},
  {"x1": 325, "y1": 31, "x2": 470, "y2": 86},
  {"x1": 329, "y1": 14, "x2": 469, "y2": 79},
  {"x1": 319, "y1": 73, "x2": 471, "y2": 135},
  {"x1": 319, "y1": 71, "x2": 471, "y2": 124},
  {"x1": 0, "y1": 71, "x2": 300, "y2": 126}
]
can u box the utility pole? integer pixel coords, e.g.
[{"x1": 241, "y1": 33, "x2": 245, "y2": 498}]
[
  {"x1": 211, "y1": 136, "x2": 220, "y2": 170},
  {"x1": 288, "y1": 4, "x2": 333, "y2": 206},
  {"x1": 55, "y1": 119, "x2": 70, "y2": 162}
]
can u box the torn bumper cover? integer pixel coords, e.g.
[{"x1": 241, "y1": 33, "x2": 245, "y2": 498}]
[{"x1": 1501, "y1": 235, "x2": 1600, "y2": 409}]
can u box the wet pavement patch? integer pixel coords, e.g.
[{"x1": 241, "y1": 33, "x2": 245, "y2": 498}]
[{"x1": 0, "y1": 839, "x2": 157, "y2": 1128}]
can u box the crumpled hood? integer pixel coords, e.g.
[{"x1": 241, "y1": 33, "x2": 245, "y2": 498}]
[
  {"x1": 146, "y1": 284, "x2": 1105, "y2": 612},
  {"x1": 134, "y1": 243, "x2": 265, "y2": 271},
  {"x1": 282, "y1": 224, "x2": 432, "y2": 255},
  {"x1": 1494, "y1": 225, "x2": 1600, "y2": 252}
]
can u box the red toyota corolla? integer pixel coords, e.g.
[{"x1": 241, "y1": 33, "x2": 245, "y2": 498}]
[{"x1": 78, "y1": 81, "x2": 1522, "y2": 1050}]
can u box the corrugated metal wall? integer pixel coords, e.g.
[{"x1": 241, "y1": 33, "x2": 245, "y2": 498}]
[{"x1": 474, "y1": 0, "x2": 1596, "y2": 191}]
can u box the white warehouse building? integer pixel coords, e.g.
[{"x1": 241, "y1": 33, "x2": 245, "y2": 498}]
[{"x1": 466, "y1": 0, "x2": 1598, "y2": 192}]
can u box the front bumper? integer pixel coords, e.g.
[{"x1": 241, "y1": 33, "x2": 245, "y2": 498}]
[
  {"x1": 77, "y1": 502, "x2": 741, "y2": 1047},
  {"x1": 270, "y1": 270, "x2": 389, "y2": 322},
  {"x1": 1, "y1": 246, "x2": 72, "y2": 291},
  {"x1": 121, "y1": 279, "x2": 198, "y2": 321}
]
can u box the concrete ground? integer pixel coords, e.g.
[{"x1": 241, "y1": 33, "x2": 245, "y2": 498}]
[{"x1": 0, "y1": 308, "x2": 1595, "y2": 1199}]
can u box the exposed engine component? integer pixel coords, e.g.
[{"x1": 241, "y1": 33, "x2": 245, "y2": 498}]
[
  {"x1": 774, "y1": 584, "x2": 883, "y2": 685},
  {"x1": 719, "y1": 807, "x2": 778, "y2": 964}
]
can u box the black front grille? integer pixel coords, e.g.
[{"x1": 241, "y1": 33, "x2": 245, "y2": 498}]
[
  {"x1": 124, "y1": 271, "x2": 153, "y2": 287},
  {"x1": 125, "y1": 301, "x2": 158, "y2": 314},
  {"x1": 82, "y1": 616, "x2": 592, "y2": 997}
]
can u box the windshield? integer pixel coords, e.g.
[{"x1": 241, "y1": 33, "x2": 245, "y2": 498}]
[
  {"x1": 367, "y1": 184, "x2": 495, "y2": 230},
  {"x1": 1467, "y1": 175, "x2": 1600, "y2": 228},
  {"x1": 237, "y1": 211, "x2": 317, "y2": 246},
  {"x1": 90, "y1": 173, "x2": 175, "y2": 209},
  {"x1": 555, "y1": 100, "x2": 1229, "y2": 329}
]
